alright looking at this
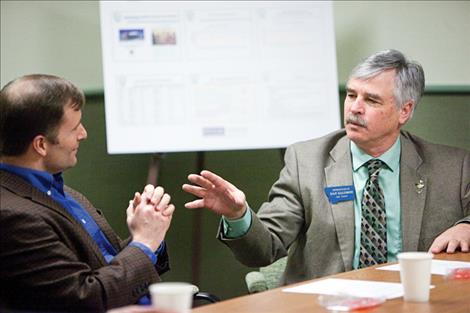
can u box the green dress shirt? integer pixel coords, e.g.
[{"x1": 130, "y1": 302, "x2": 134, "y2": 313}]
[{"x1": 351, "y1": 138, "x2": 402, "y2": 268}]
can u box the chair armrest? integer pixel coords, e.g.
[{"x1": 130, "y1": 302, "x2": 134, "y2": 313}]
[{"x1": 245, "y1": 271, "x2": 268, "y2": 293}]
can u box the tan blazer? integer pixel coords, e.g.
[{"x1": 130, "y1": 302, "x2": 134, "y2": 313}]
[
  {"x1": 219, "y1": 130, "x2": 470, "y2": 285},
  {"x1": 0, "y1": 171, "x2": 169, "y2": 312}
]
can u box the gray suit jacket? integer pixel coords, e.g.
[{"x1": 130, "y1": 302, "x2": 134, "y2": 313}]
[
  {"x1": 219, "y1": 130, "x2": 470, "y2": 285},
  {"x1": 0, "y1": 170, "x2": 169, "y2": 312}
]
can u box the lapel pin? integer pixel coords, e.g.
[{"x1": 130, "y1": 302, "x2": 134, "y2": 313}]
[{"x1": 415, "y1": 179, "x2": 425, "y2": 194}]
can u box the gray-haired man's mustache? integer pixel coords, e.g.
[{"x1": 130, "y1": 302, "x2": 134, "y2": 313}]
[{"x1": 345, "y1": 114, "x2": 367, "y2": 127}]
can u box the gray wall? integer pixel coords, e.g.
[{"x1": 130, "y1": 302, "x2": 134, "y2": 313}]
[
  {"x1": 1, "y1": 0, "x2": 469, "y2": 301},
  {"x1": 2, "y1": 1, "x2": 470, "y2": 89}
]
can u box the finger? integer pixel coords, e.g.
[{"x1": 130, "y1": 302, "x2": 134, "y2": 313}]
[
  {"x1": 185, "y1": 199, "x2": 206, "y2": 209},
  {"x1": 141, "y1": 184, "x2": 155, "y2": 202},
  {"x1": 126, "y1": 200, "x2": 134, "y2": 217},
  {"x1": 201, "y1": 170, "x2": 233, "y2": 189},
  {"x1": 162, "y1": 204, "x2": 175, "y2": 217},
  {"x1": 446, "y1": 239, "x2": 459, "y2": 253},
  {"x1": 460, "y1": 240, "x2": 469, "y2": 252},
  {"x1": 182, "y1": 184, "x2": 206, "y2": 198},
  {"x1": 157, "y1": 193, "x2": 171, "y2": 211},
  {"x1": 429, "y1": 240, "x2": 447, "y2": 254},
  {"x1": 140, "y1": 190, "x2": 153, "y2": 205},
  {"x1": 187, "y1": 174, "x2": 214, "y2": 189},
  {"x1": 150, "y1": 186, "x2": 164, "y2": 205},
  {"x1": 133, "y1": 192, "x2": 141, "y2": 209},
  {"x1": 144, "y1": 184, "x2": 155, "y2": 194}
]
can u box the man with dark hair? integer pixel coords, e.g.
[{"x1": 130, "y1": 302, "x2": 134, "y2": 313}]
[
  {"x1": 183, "y1": 49, "x2": 470, "y2": 285},
  {"x1": 0, "y1": 74, "x2": 175, "y2": 312}
]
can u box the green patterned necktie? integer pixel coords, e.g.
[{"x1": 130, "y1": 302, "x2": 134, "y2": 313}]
[{"x1": 359, "y1": 159, "x2": 387, "y2": 268}]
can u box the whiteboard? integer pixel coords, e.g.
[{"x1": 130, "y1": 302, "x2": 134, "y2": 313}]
[{"x1": 100, "y1": 1, "x2": 340, "y2": 153}]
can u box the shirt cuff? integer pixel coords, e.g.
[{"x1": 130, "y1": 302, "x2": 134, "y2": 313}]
[
  {"x1": 129, "y1": 241, "x2": 166, "y2": 265},
  {"x1": 222, "y1": 207, "x2": 252, "y2": 238}
]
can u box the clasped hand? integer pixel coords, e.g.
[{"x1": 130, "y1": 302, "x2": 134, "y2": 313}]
[{"x1": 127, "y1": 184, "x2": 175, "y2": 251}]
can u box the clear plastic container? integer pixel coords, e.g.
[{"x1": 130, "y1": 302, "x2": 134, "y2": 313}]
[
  {"x1": 318, "y1": 294, "x2": 386, "y2": 311},
  {"x1": 445, "y1": 267, "x2": 470, "y2": 281}
]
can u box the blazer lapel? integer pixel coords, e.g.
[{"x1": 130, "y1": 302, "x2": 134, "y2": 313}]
[
  {"x1": 400, "y1": 133, "x2": 426, "y2": 251},
  {"x1": 34, "y1": 187, "x2": 110, "y2": 264},
  {"x1": 1, "y1": 171, "x2": 108, "y2": 264},
  {"x1": 84, "y1": 199, "x2": 123, "y2": 251},
  {"x1": 324, "y1": 136, "x2": 355, "y2": 270},
  {"x1": 1, "y1": 170, "x2": 76, "y2": 223}
]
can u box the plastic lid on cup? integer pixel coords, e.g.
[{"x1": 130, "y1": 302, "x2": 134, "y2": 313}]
[{"x1": 397, "y1": 252, "x2": 433, "y2": 260}]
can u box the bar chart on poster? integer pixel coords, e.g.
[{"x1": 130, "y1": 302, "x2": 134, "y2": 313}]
[{"x1": 100, "y1": 1, "x2": 340, "y2": 153}]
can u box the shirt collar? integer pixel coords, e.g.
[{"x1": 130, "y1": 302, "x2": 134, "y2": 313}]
[
  {"x1": 0, "y1": 163, "x2": 65, "y2": 196},
  {"x1": 350, "y1": 136, "x2": 401, "y2": 172}
]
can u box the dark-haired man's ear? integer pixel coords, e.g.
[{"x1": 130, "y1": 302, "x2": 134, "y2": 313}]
[{"x1": 31, "y1": 135, "x2": 48, "y2": 157}]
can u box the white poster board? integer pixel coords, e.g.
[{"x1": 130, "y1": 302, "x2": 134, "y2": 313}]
[{"x1": 100, "y1": 1, "x2": 340, "y2": 153}]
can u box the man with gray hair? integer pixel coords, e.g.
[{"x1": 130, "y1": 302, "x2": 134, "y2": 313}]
[{"x1": 183, "y1": 49, "x2": 470, "y2": 284}]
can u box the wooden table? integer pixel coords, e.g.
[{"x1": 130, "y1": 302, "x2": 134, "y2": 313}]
[{"x1": 193, "y1": 253, "x2": 470, "y2": 313}]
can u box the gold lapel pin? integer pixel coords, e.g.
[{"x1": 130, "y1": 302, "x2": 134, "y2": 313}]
[{"x1": 415, "y1": 179, "x2": 425, "y2": 194}]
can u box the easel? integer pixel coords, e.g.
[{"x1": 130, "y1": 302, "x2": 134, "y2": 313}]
[
  {"x1": 146, "y1": 152, "x2": 205, "y2": 287},
  {"x1": 147, "y1": 149, "x2": 285, "y2": 286},
  {"x1": 146, "y1": 153, "x2": 164, "y2": 186}
]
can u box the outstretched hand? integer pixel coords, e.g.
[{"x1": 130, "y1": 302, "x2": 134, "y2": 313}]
[{"x1": 182, "y1": 170, "x2": 247, "y2": 219}]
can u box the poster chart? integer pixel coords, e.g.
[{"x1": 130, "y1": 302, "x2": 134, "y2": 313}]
[{"x1": 100, "y1": 1, "x2": 340, "y2": 153}]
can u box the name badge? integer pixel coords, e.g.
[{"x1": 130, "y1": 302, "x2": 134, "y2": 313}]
[{"x1": 324, "y1": 186, "x2": 355, "y2": 204}]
